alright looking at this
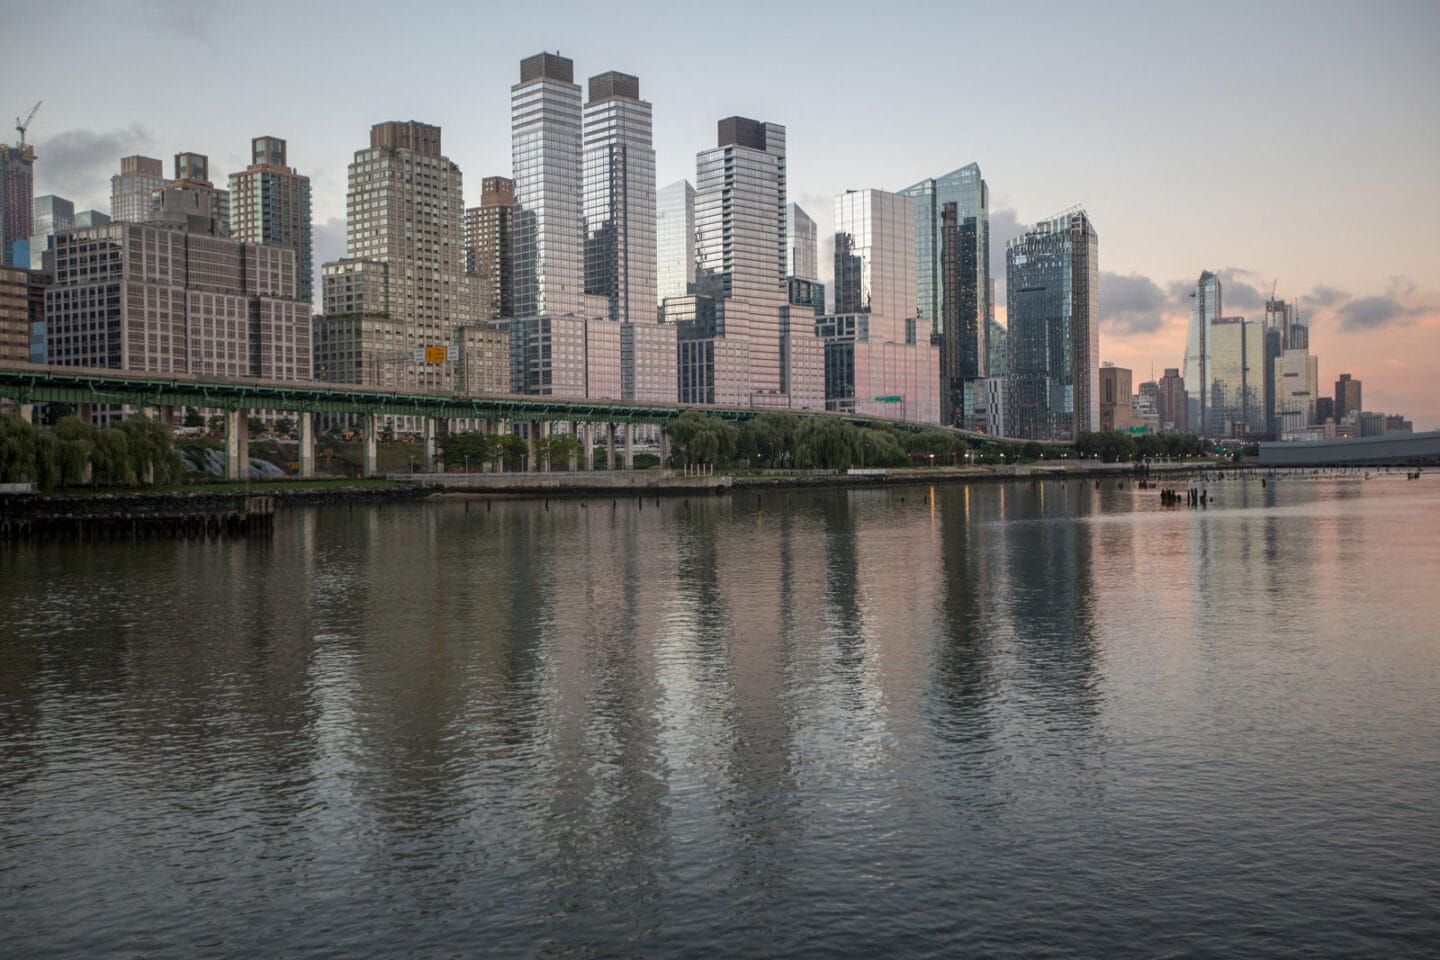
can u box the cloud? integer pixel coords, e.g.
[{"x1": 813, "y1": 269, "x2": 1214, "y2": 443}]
[
  {"x1": 312, "y1": 216, "x2": 347, "y2": 304},
  {"x1": 1099, "y1": 271, "x2": 1168, "y2": 334},
  {"x1": 1337, "y1": 295, "x2": 1418, "y2": 331},
  {"x1": 139, "y1": 0, "x2": 218, "y2": 39},
  {"x1": 988, "y1": 205, "x2": 1026, "y2": 294},
  {"x1": 1215, "y1": 267, "x2": 1267, "y2": 312},
  {"x1": 35, "y1": 126, "x2": 152, "y2": 209},
  {"x1": 1306, "y1": 284, "x2": 1348, "y2": 307}
]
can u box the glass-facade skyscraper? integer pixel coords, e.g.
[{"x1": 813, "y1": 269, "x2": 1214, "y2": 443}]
[
  {"x1": 1005, "y1": 209, "x2": 1099, "y2": 441},
  {"x1": 1207, "y1": 318, "x2": 1266, "y2": 437},
  {"x1": 583, "y1": 71, "x2": 655, "y2": 323},
  {"x1": 1182, "y1": 270, "x2": 1222, "y2": 433},
  {"x1": 901, "y1": 163, "x2": 988, "y2": 426},
  {"x1": 656, "y1": 179, "x2": 695, "y2": 309},
  {"x1": 512, "y1": 52, "x2": 586, "y2": 320}
]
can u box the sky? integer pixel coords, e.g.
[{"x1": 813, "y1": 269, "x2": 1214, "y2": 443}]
[{"x1": 8, "y1": 0, "x2": 1439, "y2": 428}]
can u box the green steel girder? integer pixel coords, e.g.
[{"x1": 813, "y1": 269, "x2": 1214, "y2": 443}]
[{"x1": 0, "y1": 361, "x2": 1069, "y2": 446}]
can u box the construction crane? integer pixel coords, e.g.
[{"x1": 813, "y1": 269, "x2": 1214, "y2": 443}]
[{"x1": 15, "y1": 101, "x2": 41, "y2": 147}]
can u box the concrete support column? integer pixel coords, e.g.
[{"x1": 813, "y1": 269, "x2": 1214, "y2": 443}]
[
  {"x1": 225, "y1": 408, "x2": 250, "y2": 481},
  {"x1": 624, "y1": 423, "x2": 635, "y2": 470},
  {"x1": 77, "y1": 403, "x2": 93, "y2": 425},
  {"x1": 583, "y1": 422, "x2": 594, "y2": 471},
  {"x1": 299, "y1": 411, "x2": 315, "y2": 479},
  {"x1": 606, "y1": 423, "x2": 617, "y2": 471},
  {"x1": 18, "y1": 402, "x2": 34, "y2": 423},
  {"x1": 528, "y1": 421, "x2": 540, "y2": 473},
  {"x1": 568, "y1": 421, "x2": 579, "y2": 471},
  {"x1": 160, "y1": 405, "x2": 177, "y2": 431},
  {"x1": 423, "y1": 418, "x2": 436, "y2": 473},
  {"x1": 363, "y1": 414, "x2": 378, "y2": 478},
  {"x1": 659, "y1": 429, "x2": 671, "y2": 468}
]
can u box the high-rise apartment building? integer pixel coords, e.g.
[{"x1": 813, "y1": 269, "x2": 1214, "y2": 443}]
[
  {"x1": 1158, "y1": 367, "x2": 1188, "y2": 433},
  {"x1": 902, "y1": 163, "x2": 988, "y2": 426},
  {"x1": 682, "y1": 116, "x2": 823, "y2": 409},
  {"x1": 0, "y1": 265, "x2": 34, "y2": 362},
  {"x1": 1006, "y1": 209, "x2": 1099, "y2": 441},
  {"x1": 1335, "y1": 373, "x2": 1362, "y2": 421},
  {"x1": 111, "y1": 155, "x2": 166, "y2": 224},
  {"x1": 1207, "y1": 317, "x2": 1266, "y2": 437},
  {"x1": 787, "y1": 203, "x2": 818, "y2": 283},
  {"x1": 228, "y1": 136, "x2": 314, "y2": 303},
  {"x1": 1274, "y1": 347, "x2": 1319, "y2": 437},
  {"x1": 158, "y1": 153, "x2": 230, "y2": 237},
  {"x1": 817, "y1": 188, "x2": 939, "y2": 423},
  {"x1": 464, "y1": 176, "x2": 515, "y2": 320},
  {"x1": 1182, "y1": 270, "x2": 1222, "y2": 433},
  {"x1": 44, "y1": 220, "x2": 311, "y2": 388},
  {"x1": 583, "y1": 70, "x2": 674, "y2": 402},
  {"x1": 314, "y1": 121, "x2": 498, "y2": 394},
  {"x1": 656, "y1": 179, "x2": 695, "y2": 309},
  {"x1": 1, "y1": 141, "x2": 36, "y2": 267}
]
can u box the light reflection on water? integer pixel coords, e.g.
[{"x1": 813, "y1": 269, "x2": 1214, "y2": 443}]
[{"x1": 2, "y1": 475, "x2": 1438, "y2": 958}]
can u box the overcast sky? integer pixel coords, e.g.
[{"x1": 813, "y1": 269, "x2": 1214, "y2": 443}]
[{"x1": 9, "y1": 0, "x2": 1439, "y2": 427}]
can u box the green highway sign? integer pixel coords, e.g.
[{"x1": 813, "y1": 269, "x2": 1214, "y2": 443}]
[{"x1": 874, "y1": 395, "x2": 902, "y2": 403}]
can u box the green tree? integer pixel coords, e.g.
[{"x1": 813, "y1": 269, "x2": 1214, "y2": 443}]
[
  {"x1": 664, "y1": 411, "x2": 737, "y2": 467},
  {"x1": 207, "y1": 415, "x2": 226, "y2": 435},
  {"x1": 499, "y1": 434, "x2": 528, "y2": 471},
  {"x1": 0, "y1": 412, "x2": 38, "y2": 483},
  {"x1": 904, "y1": 429, "x2": 960, "y2": 461},
  {"x1": 274, "y1": 416, "x2": 296, "y2": 439},
  {"x1": 794, "y1": 418, "x2": 859, "y2": 470},
  {"x1": 183, "y1": 407, "x2": 204, "y2": 429},
  {"x1": 1021, "y1": 441, "x2": 1044, "y2": 462},
  {"x1": 856, "y1": 427, "x2": 909, "y2": 467},
  {"x1": 738, "y1": 411, "x2": 800, "y2": 468},
  {"x1": 54, "y1": 416, "x2": 97, "y2": 485},
  {"x1": 246, "y1": 416, "x2": 267, "y2": 437},
  {"x1": 116, "y1": 415, "x2": 182, "y2": 485},
  {"x1": 539, "y1": 434, "x2": 582, "y2": 470},
  {"x1": 440, "y1": 431, "x2": 496, "y2": 470}
]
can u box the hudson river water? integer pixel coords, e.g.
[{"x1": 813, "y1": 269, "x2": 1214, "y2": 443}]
[{"x1": 3, "y1": 474, "x2": 1438, "y2": 958}]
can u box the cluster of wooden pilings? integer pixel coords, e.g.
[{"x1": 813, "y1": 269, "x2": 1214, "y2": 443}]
[
  {"x1": 0, "y1": 496, "x2": 274, "y2": 542},
  {"x1": 1158, "y1": 487, "x2": 1207, "y2": 507}
]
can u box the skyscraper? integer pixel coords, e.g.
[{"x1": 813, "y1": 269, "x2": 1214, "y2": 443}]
[
  {"x1": 785, "y1": 202, "x2": 824, "y2": 318},
  {"x1": 314, "y1": 120, "x2": 493, "y2": 394},
  {"x1": 110, "y1": 155, "x2": 166, "y2": 224},
  {"x1": 28, "y1": 194, "x2": 73, "y2": 270},
  {"x1": 816, "y1": 188, "x2": 939, "y2": 422},
  {"x1": 1158, "y1": 368, "x2": 1188, "y2": 433},
  {"x1": 464, "y1": 176, "x2": 515, "y2": 320},
  {"x1": 1099, "y1": 363, "x2": 1135, "y2": 432},
  {"x1": 583, "y1": 69, "x2": 673, "y2": 402},
  {"x1": 1274, "y1": 346, "x2": 1319, "y2": 437},
  {"x1": 656, "y1": 179, "x2": 695, "y2": 309},
  {"x1": 682, "y1": 116, "x2": 823, "y2": 409},
  {"x1": 1335, "y1": 373, "x2": 1362, "y2": 421},
  {"x1": 158, "y1": 153, "x2": 230, "y2": 237},
  {"x1": 901, "y1": 163, "x2": 988, "y2": 426},
  {"x1": 228, "y1": 136, "x2": 314, "y2": 303},
  {"x1": 1006, "y1": 209, "x2": 1099, "y2": 441},
  {"x1": 1, "y1": 141, "x2": 36, "y2": 267},
  {"x1": 1207, "y1": 317, "x2": 1266, "y2": 437},
  {"x1": 1182, "y1": 270, "x2": 1222, "y2": 433},
  {"x1": 512, "y1": 52, "x2": 587, "y2": 320}
]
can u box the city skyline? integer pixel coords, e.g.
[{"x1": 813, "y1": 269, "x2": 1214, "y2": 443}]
[{"x1": 6, "y1": 0, "x2": 1438, "y2": 428}]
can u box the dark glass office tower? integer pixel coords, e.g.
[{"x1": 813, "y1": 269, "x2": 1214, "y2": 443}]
[
  {"x1": 1005, "y1": 209, "x2": 1099, "y2": 441},
  {"x1": 901, "y1": 163, "x2": 988, "y2": 427}
]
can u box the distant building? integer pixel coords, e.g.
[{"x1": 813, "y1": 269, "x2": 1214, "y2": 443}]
[
  {"x1": 110, "y1": 155, "x2": 166, "y2": 224},
  {"x1": 1385, "y1": 415, "x2": 1413, "y2": 435},
  {"x1": 0, "y1": 265, "x2": 33, "y2": 362},
  {"x1": 1314, "y1": 396, "x2": 1335, "y2": 424},
  {"x1": 1099, "y1": 363, "x2": 1134, "y2": 432},
  {"x1": 901, "y1": 163, "x2": 988, "y2": 427},
  {"x1": 1134, "y1": 380, "x2": 1161, "y2": 433},
  {"x1": 816, "y1": 188, "x2": 940, "y2": 424},
  {"x1": 1, "y1": 141, "x2": 36, "y2": 267},
  {"x1": 656, "y1": 179, "x2": 695, "y2": 308},
  {"x1": 1158, "y1": 367, "x2": 1187, "y2": 433},
  {"x1": 683, "y1": 116, "x2": 823, "y2": 409},
  {"x1": 1207, "y1": 317, "x2": 1266, "y2": 438},
  {"x1": 1274, "y1": 347, "x2": 1319, "y2": 438},
  {"x1": 73, "y1": 210, "x2": 109, "y2": 228},
  {"x1": 228, "y1": 136, "x2": 314, "y2": 303},
  {"x1": 975, "y1": 377, "x2": 1008, "y2": 436},
  {"x1": 28, "y1": 194, "x2": 73, "y2": 270},
  {"x1": 464, "y1": 176, "x2": 515, "y2": 320},
  {"x1": 1335, "y1": 373, "x2": 1362, "y2": 422},
  {"x1": 986, "y1": 317, "x2": 1007, "y2": 379},
  {"x1": 158, "y1": 153, "x2": 230, "y2": 237},
  {"x1": 45, "y1": 221, "x2": 311, "y2": 399},
  {"x1": 785, "y1": 201, "x2": 824, "y2": 317},
  {"x1": 1182, "y1": 270, "x2": 1222, "y2": 432},
  {"x1": 1006, "y1": 209, "x2": 1099, "y2": 441}
]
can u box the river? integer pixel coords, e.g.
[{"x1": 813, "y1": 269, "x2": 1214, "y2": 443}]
[{"x1": 2, "y1": 474, "x2": 1437, "y2": 957}]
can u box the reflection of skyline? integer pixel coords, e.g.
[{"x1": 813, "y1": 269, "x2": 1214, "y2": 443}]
[{"x1": 4, "y1": 478, "x2": 1439, "y2": 955}]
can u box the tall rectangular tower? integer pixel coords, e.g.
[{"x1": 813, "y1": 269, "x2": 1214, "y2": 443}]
[
  {"x1": 1006, "y1": 209, "x2": 1099, "y2": 441},
  {"x1": 656, "y1": 179, "x2": 695, "y2": 308},
  {"x1": 0, "y1": 143, "x2": 36, "y2": 267},
  {"x1": 228, "y1": 136, "x2": 314, "y2": 303},
  {"x1": 901, "y1": 163, "x2": 988, "y2": 426},
  {"x1": 1182, "y1": 270, "x2": 1222, "y2": 433},
  {"x1": 314, "y1": 120, "x2": 476, "y2": 392},
  {"x1": 583, "y1": 71, "x2": 656, "y2": 323},
  {"x1": 512, "y1": 52, "x2": 585, "y2": 320},
  {"x1": 464, "y1": 176, "x2": 515, "y2": 320},
  {"x1": 110, "y1": 155, "x2": 166, "y2": 224}
]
